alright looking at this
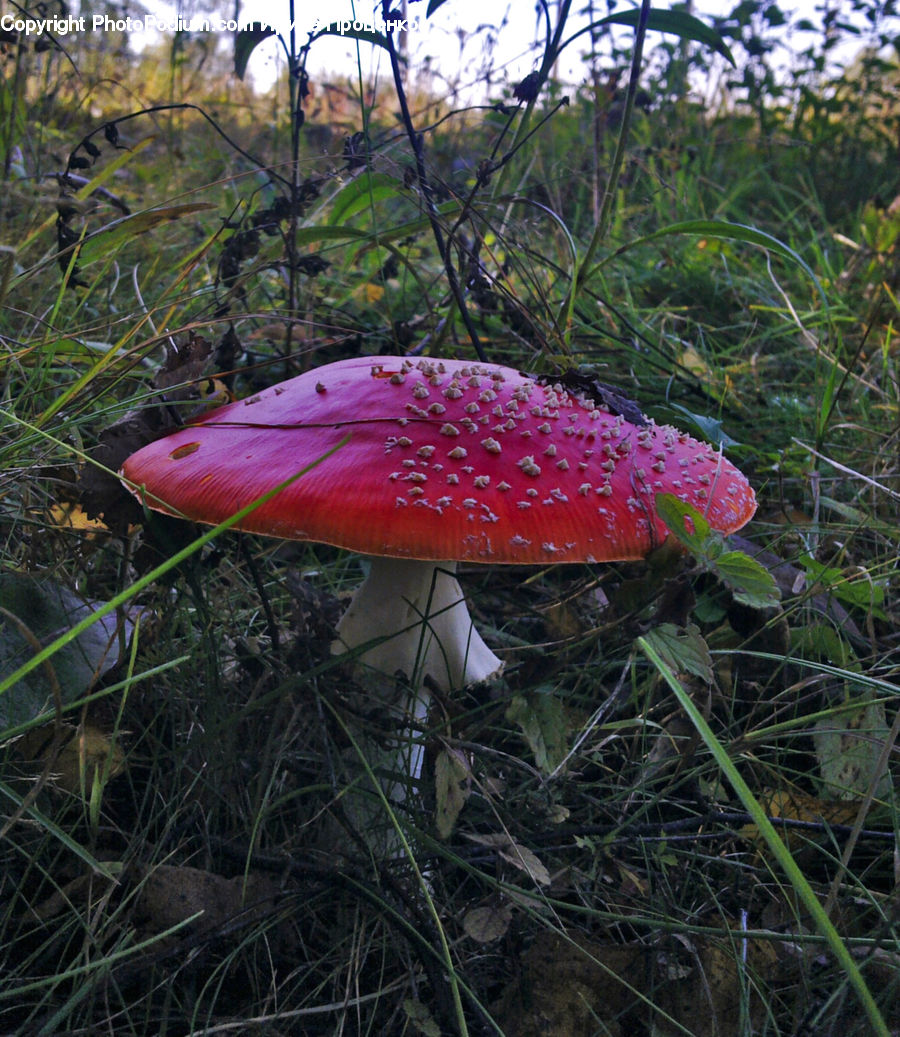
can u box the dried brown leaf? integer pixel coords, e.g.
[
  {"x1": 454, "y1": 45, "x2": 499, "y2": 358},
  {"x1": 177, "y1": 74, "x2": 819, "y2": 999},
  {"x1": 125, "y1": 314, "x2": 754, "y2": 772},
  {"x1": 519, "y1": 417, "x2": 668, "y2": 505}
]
[{"x1": 462, "y1": 902, "x2": 513, "y2": 942}]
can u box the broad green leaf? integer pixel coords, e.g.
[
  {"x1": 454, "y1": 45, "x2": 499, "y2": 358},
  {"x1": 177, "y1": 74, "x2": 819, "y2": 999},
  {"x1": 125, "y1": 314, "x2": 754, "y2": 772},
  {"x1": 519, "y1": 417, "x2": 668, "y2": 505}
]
[
  {"x1": 76, "y1": 203, "x2": 215, "y2": 266},
  {"x1": 641, "y1": 623, "x2": 713, "y2": 683},
  {"x1": 234, "y1": 22, "x2": 276, "y2": 80},
  {"x1": 715, "y1": 550, "x2": 782, "y2": 608},
  {"x1": 799, "y1": 554, "x2": 886, "y2": 617},
  {"x1": 328, "y1": 172, "x2": 406, "y2": 226},
  {"x1": 564, "y1": 8, "x2": 735, "y2": 67},
  {"x1": 668, "y1": 404, "x2": 740, "y2": 449},
  {"x1": 655, "y1": 494, "x2": 780, "y2": 609},
  {"x1": 792, "y1": 625, "x2": 857, "y2": 670},
  {"x1": 41, "y1": 337, "x2": 116, "y2": 355},
  {"x1": 295, "y1": 197, "x2": 464, "y2": 250},
  {"x1": 655, "y1": 492, "x2": 713, "y2": 553},
  {"x1": 506, "y1": 692, "x2": 568, "y2": 774}
]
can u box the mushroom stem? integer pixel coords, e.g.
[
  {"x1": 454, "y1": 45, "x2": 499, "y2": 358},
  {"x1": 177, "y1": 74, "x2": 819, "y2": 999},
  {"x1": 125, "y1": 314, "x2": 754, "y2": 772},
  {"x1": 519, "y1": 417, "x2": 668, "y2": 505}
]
[
  {"x1": 334, "y1": 558, "x2": 503, "y2": 693},
  {"x1": 332, "y1": 557, "x2": 503, "y2": 793}
]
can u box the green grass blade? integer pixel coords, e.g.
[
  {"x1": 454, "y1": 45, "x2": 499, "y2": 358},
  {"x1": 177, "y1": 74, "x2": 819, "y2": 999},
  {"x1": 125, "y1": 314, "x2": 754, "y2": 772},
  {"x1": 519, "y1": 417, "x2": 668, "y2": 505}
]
[
  {"x1": 0, "y1": 780, "x2": 117, "y2": 878},
  {"x1": 596, "y1": 219, "x2": 826, "y2": 306},
  {"x1": 638, "y1": 636, "x2": 890, "y2": 1037}
]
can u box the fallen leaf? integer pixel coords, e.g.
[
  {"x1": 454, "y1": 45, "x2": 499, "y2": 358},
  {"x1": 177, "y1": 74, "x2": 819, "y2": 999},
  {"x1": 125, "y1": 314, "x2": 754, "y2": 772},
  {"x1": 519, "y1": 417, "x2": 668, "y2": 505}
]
[
  {"x1": 641, "y1": 622, "x2": 713, "y2": 684},
  {"x1": 465, "y1": 832, "x2": 551, "y2": 886},
  {"x1": 134, "y1": 864, "x2": 282, "y2": 941},
  {"x1": 14, "y1": 722, "x2": 125, "y2": 795},
  {"x1": 47, "y1": 503, "x2": 110, "y2": 537},
  {"x1": 813, "y1": 695, "x2": 892, "y2": 800},
  {"x1": 402, "y1": 999, "x2": 441, "y2": 1036},
  {"x1": 740, "y1": 787, "x2": 859, "y2": 854},
  {"x1": 506, "y1": 692, "x2": 568, "y2": 774},
  {"x1": 434, "y1": 746, "x2": 470, "y2": 838},
  {"x1": 463, "y1": 902, "x2": 513, "y2": 942},
  {"x1": 494, "y1": 927, "x2": 776, "y2": 1037}
]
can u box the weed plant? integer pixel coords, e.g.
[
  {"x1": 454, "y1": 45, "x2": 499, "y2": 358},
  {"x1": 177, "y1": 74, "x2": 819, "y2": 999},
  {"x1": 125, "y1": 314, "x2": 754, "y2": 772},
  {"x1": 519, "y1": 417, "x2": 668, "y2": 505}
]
[{"x1": 1, "y1": 1, "x2": 898, "y2": 1034}]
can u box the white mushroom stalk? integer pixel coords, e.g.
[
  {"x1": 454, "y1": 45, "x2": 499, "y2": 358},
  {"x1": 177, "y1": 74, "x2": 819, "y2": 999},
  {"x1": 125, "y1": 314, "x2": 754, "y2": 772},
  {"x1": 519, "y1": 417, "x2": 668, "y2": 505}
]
[
  {"x1": 334, "y1": 557, "x2": 503, "y2": 691},
  {"x1": 332, "y1": 557, "x2": 503, "y2": 798}
]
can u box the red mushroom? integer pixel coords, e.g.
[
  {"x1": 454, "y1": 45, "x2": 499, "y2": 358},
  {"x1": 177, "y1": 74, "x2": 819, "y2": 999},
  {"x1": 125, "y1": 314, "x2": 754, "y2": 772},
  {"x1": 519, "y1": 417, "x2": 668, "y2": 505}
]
[{"x1": 120, "y1": 355, "x2": 756, "y2": 798}]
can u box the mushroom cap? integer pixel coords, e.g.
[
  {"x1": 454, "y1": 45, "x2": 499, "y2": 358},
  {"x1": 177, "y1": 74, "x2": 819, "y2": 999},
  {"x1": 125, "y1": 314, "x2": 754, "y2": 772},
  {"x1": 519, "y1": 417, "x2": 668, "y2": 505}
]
[{"x1": 120, "y1": 355, "x2": 756, "y2": 564}]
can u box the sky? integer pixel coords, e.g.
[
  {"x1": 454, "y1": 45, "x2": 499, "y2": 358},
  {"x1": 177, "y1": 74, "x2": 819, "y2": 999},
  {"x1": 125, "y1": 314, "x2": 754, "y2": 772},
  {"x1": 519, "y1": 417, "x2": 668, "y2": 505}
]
[{"x1": 130, "y1": 0, "x2": 892, "y2": 98}]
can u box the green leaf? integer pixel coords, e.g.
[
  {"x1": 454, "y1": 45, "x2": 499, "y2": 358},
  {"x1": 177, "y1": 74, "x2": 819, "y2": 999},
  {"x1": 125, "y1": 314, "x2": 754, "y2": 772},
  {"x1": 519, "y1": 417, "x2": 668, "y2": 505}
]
[
  {"x1": 641, "y1": 623, "x2": 713, "y2": 683},
  {"x1": 654, "y1": 492, "x2": 713, "y2": 553},
  {"x1": 567, "y1": 8, "x2": 735, "y2": 67},
  {"x1": 294, "y1": 197, "x2": 464, "y2": 250},
  {"x1": 799, "y1": 554, "x2": 886, "y2": 617},
  {"x1": 76, "y1": 204, "x2": 215, "y2": 266},
  {"x1": 506, "y1": 692, "x2": 568, "y2": 773},
  {"x1": 714, "y1": 550, "x2": 782, "y2": 608},
  {"x1": 655, "y1": 494, "x2": 780, "y2": 609},
  {"x1": 667, "y1": 404, "x2": 740, "y2": 449},
  {"x1": 234, "y1": 22, "x2": 277, "y2": 81},
  {"x1": 600, "y1": 219, "x2": 825, "y2": 305},
  {"x1": 327, "y1": 172, "x2": 405, "y2": 226}
]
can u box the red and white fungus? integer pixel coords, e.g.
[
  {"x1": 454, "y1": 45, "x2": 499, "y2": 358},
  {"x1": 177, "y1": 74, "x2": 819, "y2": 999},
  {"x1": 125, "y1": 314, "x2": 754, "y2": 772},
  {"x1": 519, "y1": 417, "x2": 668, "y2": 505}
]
[{"x1": 121, "y1": 355, "x2": 756, "y2": 695}]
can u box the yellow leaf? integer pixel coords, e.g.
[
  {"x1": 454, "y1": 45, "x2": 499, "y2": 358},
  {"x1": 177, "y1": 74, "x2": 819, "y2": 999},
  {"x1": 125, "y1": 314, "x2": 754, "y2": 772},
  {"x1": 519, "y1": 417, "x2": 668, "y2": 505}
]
[
  {"x1": 740, "y1": 787, "x2": 858, "y2": 854},
  {"x1": 434, "y1": 746, "x2": 470, "y2": 838},
  {"x1": 48, "y1": 503, "x2": 109, "y2": 536},
  {"x1": 15, "y1": 722, "x2": 125, "y2": 796},
  {"x1": 354, "y1": 282, "x2": 384, "y2": 304}
]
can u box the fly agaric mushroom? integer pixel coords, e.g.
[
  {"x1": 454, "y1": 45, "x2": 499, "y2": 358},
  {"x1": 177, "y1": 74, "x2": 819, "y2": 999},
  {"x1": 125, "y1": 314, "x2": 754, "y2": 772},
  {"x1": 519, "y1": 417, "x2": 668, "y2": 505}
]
[{"x1": 120, "y1": 356, "x2": 756, "y2": 800}]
